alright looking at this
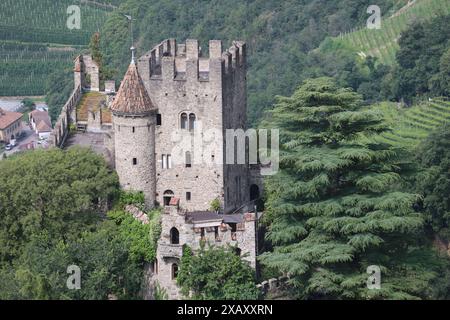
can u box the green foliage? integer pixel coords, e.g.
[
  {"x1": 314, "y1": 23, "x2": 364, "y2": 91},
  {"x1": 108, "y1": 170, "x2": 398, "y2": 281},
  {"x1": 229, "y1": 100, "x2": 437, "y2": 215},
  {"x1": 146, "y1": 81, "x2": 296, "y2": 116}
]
[
  {"x1": 332, "y1": 0, "x2": 450, "y2": 66},
  {"x1": 259, "y1": 77, "x2": 442, "y2": 299},
  {"x1": 177, "y1": 246, "x2": 259, "y2": 300},
  {"x1": 153, "y1": 282, "x2": 168, "y2": 300},
  {"x1": 0, "y1": 147, "x2": 157, "y2": 299},
  {"x1": 119, "y1": 190, "x2": 145, "y2": 208},
  {"x1": 209, "y1": 198, "x2": 221, "y2": 212},
  {"x1": 390, "y1": 14, "x2": 450, "y2": 102},
  {"x1": 415, "y1": 125, "x2": 450, "y2": 240},
  {"x1": 107, "y1": 208, "x2": 161, "y2": 264},
  {"x1": 0, "y1": 147, "x2": 119, "y2": 262},
  {"x1": 370, "y1": 99, "x2": 450, "y2": 148},
  {"x1": 45, "y1": 67, "x2": 74, "y2": 122},
  {"x1": 0, "y1": 224, "x2": 144, "y2": 300},
  {"x1": 100, "y1": 0, "x2": 397, "y2": 125},
  {"x1": 0, "y1": 0, "x2": 115, "y2": 95},
  {"x1": 19, "y1": 98, "x2": 35, "y2": 113}
]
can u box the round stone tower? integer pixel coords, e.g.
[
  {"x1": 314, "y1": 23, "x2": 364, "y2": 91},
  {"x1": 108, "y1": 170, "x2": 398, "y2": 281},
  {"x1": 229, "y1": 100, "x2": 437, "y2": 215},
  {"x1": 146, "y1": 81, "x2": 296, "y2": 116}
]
[{"x1": 111, "y1": 53, "x2": 157, "y2": 208}]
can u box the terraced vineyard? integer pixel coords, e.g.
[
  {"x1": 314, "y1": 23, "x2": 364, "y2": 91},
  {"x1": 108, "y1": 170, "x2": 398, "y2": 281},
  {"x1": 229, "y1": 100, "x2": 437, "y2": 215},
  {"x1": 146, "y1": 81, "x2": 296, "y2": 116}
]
[
  {"x1": 332, "y1": 0, "x2": 450, "y2": 65},
  {"x1": 0, "y1": 0, "x2": 118, "y2": 96},
  {"x1": 371, "y1": 100, "x2": 450, "y2": 148}
]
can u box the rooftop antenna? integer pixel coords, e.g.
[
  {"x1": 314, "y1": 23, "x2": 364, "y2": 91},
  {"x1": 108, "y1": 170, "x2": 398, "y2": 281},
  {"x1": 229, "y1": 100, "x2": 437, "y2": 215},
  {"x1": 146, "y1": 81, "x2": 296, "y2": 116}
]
[{"x1": 123, "y1": 14, "x2": 135, "y2": 63}]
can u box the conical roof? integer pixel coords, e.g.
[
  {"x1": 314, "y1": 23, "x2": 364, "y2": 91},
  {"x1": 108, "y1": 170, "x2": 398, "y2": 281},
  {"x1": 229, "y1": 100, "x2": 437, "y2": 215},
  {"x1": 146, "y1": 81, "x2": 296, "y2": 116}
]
[{"x1": 110, "y1": 62, "x2": 156, "y2": 116}]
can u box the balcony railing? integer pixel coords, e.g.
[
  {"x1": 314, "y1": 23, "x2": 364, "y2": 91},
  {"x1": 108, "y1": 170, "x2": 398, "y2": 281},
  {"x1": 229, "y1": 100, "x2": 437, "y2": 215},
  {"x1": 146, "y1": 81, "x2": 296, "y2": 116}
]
[{"x1": 159, "y1": 243, "x2": 183, "y2": 259}]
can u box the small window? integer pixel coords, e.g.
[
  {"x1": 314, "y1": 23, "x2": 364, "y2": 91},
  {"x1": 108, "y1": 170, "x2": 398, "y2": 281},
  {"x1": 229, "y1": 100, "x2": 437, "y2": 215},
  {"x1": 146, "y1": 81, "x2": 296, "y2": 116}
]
[
  {"x1": 167, "y1": 155, "x2": 172, "y2": 169},
  {"x1": 186, "y1": 192, "x2": 191, "y2": 201},
  {"x1": 132, "y1": 127, "x2": 135, "y2": 133},
  {"x1": 185, "y1": 151, "x2": 192, "y2": 168},
  {"x1": 181, "y1": 113, "x2": 188, "y2": 129},
  {"x1": 156, "y1": 114, "x2": 162, "y2": 125},
  {"x1": 172, "y1": 264, "x2": 178, "y2": 280},
  {"x1": 132, "y1": 158, "x2": 137, "y2": 165},
  {"x1": 162, "y1": 155, "x2": 167, "y2": 169},
  {"x1": 189, "y1": 114, "x2": 196, "y2": 130}
]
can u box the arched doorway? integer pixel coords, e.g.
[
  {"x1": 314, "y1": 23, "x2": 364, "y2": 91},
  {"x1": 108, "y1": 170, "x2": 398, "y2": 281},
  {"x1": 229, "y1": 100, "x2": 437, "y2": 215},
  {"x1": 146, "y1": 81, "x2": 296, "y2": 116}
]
[
  {"x1": 170, "y1": 227, "x2": 179, "y2": 245},
  {"x1": 250, "y1": 184, "x2": 260, "y2": 201},
  {"x1": 163, "y1": 190, "x2": 174, "y2": 206}
]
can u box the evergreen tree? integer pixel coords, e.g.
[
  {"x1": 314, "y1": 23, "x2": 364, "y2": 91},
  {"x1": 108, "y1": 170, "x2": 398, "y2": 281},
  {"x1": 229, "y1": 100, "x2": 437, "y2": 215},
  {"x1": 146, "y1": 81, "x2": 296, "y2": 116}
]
[{"x1": 260, "y1": 77, "x2": 433, "y2": 299}]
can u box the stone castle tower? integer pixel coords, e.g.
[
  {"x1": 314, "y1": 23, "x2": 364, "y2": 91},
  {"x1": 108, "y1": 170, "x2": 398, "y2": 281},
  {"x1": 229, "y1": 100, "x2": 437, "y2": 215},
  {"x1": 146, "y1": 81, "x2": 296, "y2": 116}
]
[
  {"x1": 134, "y1": 39, "x2": 256, "y2": 213},
  {"x1": 111, "y1": 39, "x2": 263, "y2": 299},
  {"x1": 111, "y1": 54, "x2": 157, "y2": 207}
]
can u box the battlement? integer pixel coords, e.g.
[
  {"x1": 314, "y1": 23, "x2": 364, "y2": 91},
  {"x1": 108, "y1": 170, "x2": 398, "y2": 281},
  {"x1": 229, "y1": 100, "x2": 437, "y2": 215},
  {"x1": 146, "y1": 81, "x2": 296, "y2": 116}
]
[{"x1": 137, "y1": 39, "x2": 246, "y2": 82}]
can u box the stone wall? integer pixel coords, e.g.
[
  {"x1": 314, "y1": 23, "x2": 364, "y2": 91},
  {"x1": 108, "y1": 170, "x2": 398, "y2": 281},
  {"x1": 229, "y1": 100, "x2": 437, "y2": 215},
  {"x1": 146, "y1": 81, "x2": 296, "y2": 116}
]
[
  {"x1": 149, "y1": 206, "x2": 259, "y2": 299},
  {"x1": 49, "y1": 84, "x2": 82, "y2": 148},
  {"x1": 113, "y1": 113, "x2": 157, "y2": 208},
  {"x1": 82, "y1": 55, "x2": 100, "y2": 91}
]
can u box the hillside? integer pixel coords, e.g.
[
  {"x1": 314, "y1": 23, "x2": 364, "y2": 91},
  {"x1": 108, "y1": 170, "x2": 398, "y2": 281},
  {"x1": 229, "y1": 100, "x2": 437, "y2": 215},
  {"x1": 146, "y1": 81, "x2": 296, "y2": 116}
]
[
  {"x1": 0, "y1": 0, "x2": 118, "y2": 96},
  {"x1": 99, "y1": 0, "x2": 399, "y2": 125},
  {"x1": 370, "y1": 99, "x2": 450, "y2": 147},
  {"x1": 331, "y1": 0, "x2": 450, "y2": 65}
]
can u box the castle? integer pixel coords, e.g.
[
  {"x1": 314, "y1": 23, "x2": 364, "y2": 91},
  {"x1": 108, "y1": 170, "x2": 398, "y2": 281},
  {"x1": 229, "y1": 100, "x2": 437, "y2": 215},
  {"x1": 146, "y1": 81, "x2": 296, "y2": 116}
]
[{"x1": 53, "y1": 39, "x2": 264, "y2": 299}]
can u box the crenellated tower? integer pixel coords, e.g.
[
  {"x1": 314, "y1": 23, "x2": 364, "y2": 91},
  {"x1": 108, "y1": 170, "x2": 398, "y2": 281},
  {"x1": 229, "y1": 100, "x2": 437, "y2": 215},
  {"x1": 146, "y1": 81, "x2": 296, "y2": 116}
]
[{"x1": 136, "y1": 39, "x2": 252, "y2": 213}]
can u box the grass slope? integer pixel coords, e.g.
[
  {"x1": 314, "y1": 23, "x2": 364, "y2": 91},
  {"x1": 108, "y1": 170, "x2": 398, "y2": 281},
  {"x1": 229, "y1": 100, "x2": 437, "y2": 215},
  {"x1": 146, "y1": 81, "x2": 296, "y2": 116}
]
[
  {"x1": 332, "y1": 0, "x2": 450, "y2": 65},
  {"x1": 371, "y1": 99, "x2": 450, "y2": 148},
  {"x1": 0, "y1": 0, "x2": 116, "y2": 96}
]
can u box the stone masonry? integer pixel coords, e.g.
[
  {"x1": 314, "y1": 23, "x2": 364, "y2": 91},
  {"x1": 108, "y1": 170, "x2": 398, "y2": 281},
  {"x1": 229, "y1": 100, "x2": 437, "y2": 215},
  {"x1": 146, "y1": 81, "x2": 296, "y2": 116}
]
[{"x1": 56, "y1": 39, "x2": 264, "y2": 300}]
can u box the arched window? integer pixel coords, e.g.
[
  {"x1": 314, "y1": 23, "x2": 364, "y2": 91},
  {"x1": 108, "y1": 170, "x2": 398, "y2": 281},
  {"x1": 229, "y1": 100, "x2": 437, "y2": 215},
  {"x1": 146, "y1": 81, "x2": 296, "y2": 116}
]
[
  {"x1": 189, "y1": 114, "x2": 196, "y2": 130},
  {"x1": 172, "y1": 264, "x2": 179, "y2": 280},
  {"x1": 185, "y1": 151, "x2": 192, "y2": 168},
  {"x1": 163, "y1": 190, "x2": 174, "y2": 206},
  {"x1": 170, "y1": 227, "x2": 179, "y2": 245},
  {"x1": 180, "y1": 113, "x2": 188, "y2": 129}
]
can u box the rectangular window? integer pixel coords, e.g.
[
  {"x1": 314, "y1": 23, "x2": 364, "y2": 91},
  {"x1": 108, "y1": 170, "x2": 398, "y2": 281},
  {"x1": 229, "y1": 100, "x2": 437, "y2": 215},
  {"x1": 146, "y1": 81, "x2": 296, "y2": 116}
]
[
  {"x1": 132, "y1": 127, "x2": 135, "y2": 133},
  {"x1": 133, "y1": 158, "x2": 137, "y2": 165},
  {"x1": 186, "y1": 192, "x2": 191, "y2": 201},
  {"x1": 156, "y1": 114, "x2": 162, "y2": 125},
  {"x1": 162, "y1": 154, "x2": 172, "y2": 169},
  {"x1": 167, "y1": 154, "x2": 172, "y2": 169},
  {"x1": 162, "y1": 155, "x2": 167, "y2": 169}
]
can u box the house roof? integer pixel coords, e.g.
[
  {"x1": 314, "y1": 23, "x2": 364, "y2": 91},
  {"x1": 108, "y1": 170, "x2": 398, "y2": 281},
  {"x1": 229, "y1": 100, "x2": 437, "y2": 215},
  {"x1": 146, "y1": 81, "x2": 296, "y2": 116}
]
[
  {"x1": 185, "y1": 212, "x2": 246, "y2": 224},
  {"x1": 36, "y1": 121, "x2": 52, "y2": 132},
  {"x1": 0, "y1": 108, "x2": 23, "y2": 130},
  {"x1": 110, "y1": 62, "x2": 156, "y2": 116},
  {"x1": 30, "y1": 110, "x2": 52, "y2": 133},
  {"x1": 30, "y1": 110, "x2": 51, "y2": 126},
  {"x1": 185, "y1": 211, "x2": 223, "y2": 224}
]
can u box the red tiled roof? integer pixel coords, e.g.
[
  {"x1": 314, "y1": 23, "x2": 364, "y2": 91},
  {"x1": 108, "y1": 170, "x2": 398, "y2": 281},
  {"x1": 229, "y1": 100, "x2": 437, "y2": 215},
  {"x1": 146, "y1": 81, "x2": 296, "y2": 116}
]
[
  {"x1": 0, "y1": 108, "x2": 23, "y2": 130},
  {"x1": 110, "y1": 62, "x2": 156, "y2": 115}
]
